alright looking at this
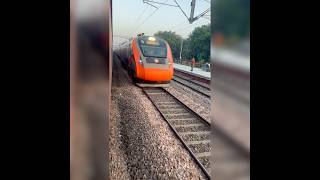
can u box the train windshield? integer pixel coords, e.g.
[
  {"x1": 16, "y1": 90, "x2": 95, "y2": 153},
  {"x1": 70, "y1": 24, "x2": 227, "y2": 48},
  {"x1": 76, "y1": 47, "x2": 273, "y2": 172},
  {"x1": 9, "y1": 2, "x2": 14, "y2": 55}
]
[{"x1": 138, "y1": 37, "x2": 167, "y2": 58}]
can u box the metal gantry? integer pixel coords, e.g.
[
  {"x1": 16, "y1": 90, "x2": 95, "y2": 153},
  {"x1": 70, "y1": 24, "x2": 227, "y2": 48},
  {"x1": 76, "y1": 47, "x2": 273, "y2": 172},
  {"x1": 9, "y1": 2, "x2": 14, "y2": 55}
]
[{"x1": 143, "y1": 0, "x2": 210, "y2": 24}]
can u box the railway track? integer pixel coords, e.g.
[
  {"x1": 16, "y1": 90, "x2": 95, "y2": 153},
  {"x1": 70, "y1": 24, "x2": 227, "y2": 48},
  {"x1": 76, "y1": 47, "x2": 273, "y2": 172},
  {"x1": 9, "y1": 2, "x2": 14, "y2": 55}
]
[
  {"x1": 143, "y1": 87, "x2": 212, "y2": 179},
  {"x1": 174, "y1": 68, "x2": 250, "y2": 105},
  {"x1": 173, "y1": 75, "x2": 211, "y2": 98},
  {"x1": 174, "y1": 73, "x2": 210, "y2": 89},
  {"x1": 174, "y1": 69, "x2": 211, "y2": 84}
]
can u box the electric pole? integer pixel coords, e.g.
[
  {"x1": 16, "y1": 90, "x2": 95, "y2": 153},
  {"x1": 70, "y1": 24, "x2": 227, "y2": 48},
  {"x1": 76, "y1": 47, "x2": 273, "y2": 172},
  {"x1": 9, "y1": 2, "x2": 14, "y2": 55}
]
[
  {"x1": 189, "y1": 0, "x2": 196, "y2": 23},
  {"x1": 179, "y1": 39, "x2": 184, "y2": 59}
]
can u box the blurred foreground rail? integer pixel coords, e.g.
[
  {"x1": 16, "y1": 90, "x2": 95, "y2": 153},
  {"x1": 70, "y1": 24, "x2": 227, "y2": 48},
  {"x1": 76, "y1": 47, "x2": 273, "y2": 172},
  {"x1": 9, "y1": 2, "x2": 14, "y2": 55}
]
[{"x1": 211, "y1": 47, "x2": 250, "y2": 153}]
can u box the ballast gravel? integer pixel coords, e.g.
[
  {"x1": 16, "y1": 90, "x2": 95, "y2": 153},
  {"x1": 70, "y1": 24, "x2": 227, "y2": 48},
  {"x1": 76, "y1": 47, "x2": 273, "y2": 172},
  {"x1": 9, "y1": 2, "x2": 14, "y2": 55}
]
[
  {"x1": 164, "y1": 81, "x2": 211, "y2": 123},
  {"x1": 109, "y1": 56, "x2": 207, "y2": 179}
]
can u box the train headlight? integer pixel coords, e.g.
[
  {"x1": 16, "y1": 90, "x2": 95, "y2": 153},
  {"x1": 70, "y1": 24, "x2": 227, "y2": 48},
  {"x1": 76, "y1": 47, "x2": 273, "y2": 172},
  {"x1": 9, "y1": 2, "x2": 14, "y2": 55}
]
[
  {"x1": 148, "y1": 37, "x2": 156, "y2": 41},
  {"x1": 139, "y1": 57, "x2": 143, "y2": 64}
]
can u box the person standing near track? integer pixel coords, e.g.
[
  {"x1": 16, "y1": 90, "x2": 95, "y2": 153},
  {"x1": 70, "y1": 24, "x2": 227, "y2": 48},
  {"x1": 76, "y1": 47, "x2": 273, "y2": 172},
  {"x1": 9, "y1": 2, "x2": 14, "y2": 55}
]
[{"x1": 191, "y1": 57, "x2": 195, "y2": 71}]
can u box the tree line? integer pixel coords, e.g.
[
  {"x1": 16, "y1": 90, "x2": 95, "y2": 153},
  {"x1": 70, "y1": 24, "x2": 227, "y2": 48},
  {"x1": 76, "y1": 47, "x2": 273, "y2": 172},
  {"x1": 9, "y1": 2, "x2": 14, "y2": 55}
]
[{"x1": 154, "y1": 24, "x2": 210, "y2": 63}]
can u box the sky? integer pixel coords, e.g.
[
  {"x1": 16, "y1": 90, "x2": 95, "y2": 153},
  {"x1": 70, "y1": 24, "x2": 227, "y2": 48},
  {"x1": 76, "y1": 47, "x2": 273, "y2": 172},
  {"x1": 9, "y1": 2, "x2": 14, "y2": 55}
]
[{"x1": 112, "y1": 0, "x2": 210, "y2": 46}]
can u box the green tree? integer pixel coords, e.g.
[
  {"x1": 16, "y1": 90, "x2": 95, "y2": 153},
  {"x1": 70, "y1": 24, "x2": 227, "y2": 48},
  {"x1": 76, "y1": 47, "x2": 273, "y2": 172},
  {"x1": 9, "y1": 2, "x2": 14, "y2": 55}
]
[
  {"x1": 181, "y1": 37, "x2": 192, "y2": 60},
  {"x1": 154, "y1": 31, "x2": 183, "y2": 58},
  {"x1": 188, "y1": 24, "x2": 211, "y2": 62}
]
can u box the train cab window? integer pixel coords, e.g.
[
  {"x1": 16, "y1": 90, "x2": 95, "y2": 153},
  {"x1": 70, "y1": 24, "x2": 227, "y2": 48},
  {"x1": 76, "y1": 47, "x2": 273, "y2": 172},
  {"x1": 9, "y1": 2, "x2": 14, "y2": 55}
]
[{"x1": 138, "y1": 36, "x2": 167, "y2": 58}]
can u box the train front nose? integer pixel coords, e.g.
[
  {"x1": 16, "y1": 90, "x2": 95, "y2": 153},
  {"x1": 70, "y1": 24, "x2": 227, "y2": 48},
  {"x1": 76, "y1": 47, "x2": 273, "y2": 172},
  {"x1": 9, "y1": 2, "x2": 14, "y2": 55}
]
[
  {"x1": 135, "y1": 56, "x2": 173, "y2": 81},
  {"x1": 142, "y1": 67, "x2": 173, "y2": 81}
]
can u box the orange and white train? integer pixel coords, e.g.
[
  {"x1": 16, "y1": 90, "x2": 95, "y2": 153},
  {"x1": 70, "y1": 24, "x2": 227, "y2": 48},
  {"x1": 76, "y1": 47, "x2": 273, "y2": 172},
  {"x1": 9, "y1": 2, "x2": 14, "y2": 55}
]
[{"x1": 115, "y1": 34, "x2": 174, "y2": 87}]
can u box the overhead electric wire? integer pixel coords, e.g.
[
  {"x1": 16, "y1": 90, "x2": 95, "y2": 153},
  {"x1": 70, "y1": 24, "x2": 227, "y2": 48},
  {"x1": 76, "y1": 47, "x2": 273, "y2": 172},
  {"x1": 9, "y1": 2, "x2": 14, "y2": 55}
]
[
  {"x1": 145, "y1": 2, "x2": 159, "y2": 8},
  {"x1": 173, "y1": 0, "x2": 189, "y2": 21},
  {"x1": 174, "y1": 18, "x2": 206, "y2": 33},
  {"x1": 136, "y1": 4, "x2": 150, "y2": 23},
  {"x1": 143, "y1": 0, "x2": 178, "y2": 7},
  {"x1": 169, "y1": 20, "x2": 187, "y2": 31},
  {"x1": 133, "y1": 7, "x2": 159, "y2": 34},
  {"x1": 133, "y1": 0, "x2": 169, "y2": 34}
]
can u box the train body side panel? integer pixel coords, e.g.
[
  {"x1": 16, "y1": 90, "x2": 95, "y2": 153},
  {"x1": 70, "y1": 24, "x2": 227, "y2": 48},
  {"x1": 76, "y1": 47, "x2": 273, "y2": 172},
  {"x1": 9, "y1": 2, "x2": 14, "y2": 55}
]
[
  {"x1": 166, "y1": 43, "x2": 174, "y2": 78},
  {"x1": 131, "y1": 38, "x2": 144, "y2": 78},
  {"x1": 116, "y1": 40, "x2": 130, "y2": 66}
]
